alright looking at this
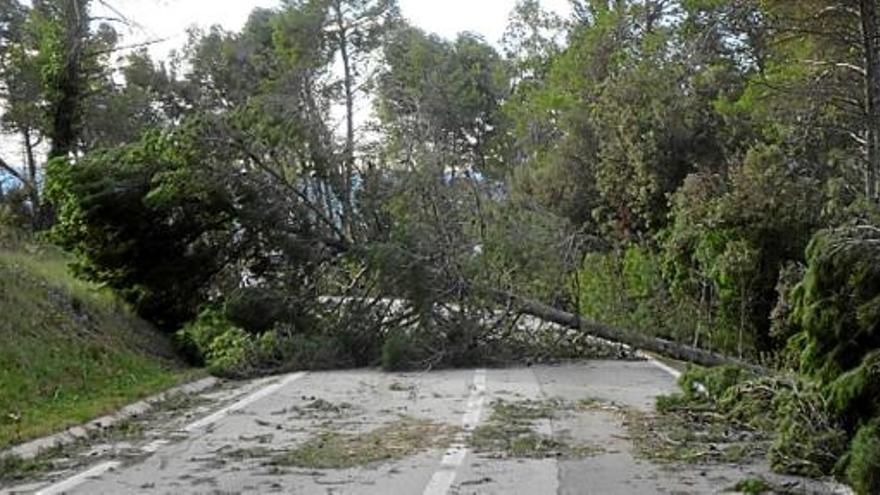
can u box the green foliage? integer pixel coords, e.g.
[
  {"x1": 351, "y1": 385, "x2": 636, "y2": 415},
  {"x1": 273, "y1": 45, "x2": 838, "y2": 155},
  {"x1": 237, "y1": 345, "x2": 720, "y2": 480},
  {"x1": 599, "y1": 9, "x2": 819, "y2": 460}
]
[
  {"x1": 792, "y1": 225, "x2": 880, "y2": 384},
  {"x1": 662, "y1": 364, "x2": 849, "y2": 478},
  {"x1": 377, "y1": 27, "x2": 508, "y2": 167},
  {"x1": 661, "y1": 145, "x2": 823, "y2": 356},
  {"x1": 479, "y1": 203, "x2": 576, "y2": 305},
  {"x1": 680, "y1": 365, "x2": 752, "y2": 402},
  {"x1": 577, "y1": 246, "x2": 699, "y2": 344},
  {"x1": 730, "y1": 478, "x2": 773, "y2": 494},
  {"x1": 658, "y1": 222, "x2": 880, "y2": 489},
  {"x1": 45, "y1": 129, "x2": 242, "y2": 330},
  {"x1": 776, "y1": 223, "x2": 880, "y2": 484},
  {"x1": 770, "y1": 383, "x2": 848, "y2": 477},
  {"x1": 178, "y1": 301, "x2": 390, "y2": 376},
  {"x1": 502, "y1": 2, "x2": 739, "y2": 238},
  {"x1": 845, "y1": 420, "x2": 880, "y2": 495},
  {"x1": 0, "y1": 236, "x2": 184, "y2": 448},
  {"x1": 177, "y1": 308, "x2": 252, "y2": 376},
  {"x1": 380, "y1": 330, "x2": 426, "y2": 372}
]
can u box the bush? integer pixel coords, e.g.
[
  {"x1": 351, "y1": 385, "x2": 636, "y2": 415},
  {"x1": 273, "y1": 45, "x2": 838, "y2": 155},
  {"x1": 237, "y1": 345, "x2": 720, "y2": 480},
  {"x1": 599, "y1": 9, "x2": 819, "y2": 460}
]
[
  {"x1": 381, "y1": 330, "x2": 425, "y2": 371},
  {"x1": 178, "y1": 304, "x2": 389, "y2": 376},
  {"x1": 176, "y1": 308, "x2": 254, "y2": 376}
]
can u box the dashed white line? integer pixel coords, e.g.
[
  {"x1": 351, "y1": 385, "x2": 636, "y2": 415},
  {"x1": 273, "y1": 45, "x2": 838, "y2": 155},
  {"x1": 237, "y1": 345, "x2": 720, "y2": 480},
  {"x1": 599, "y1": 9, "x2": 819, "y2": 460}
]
[
  {"x1": 422, "y1": 369, "x2": 487, "y2": 495},
  {"x1": 34, "y1": 371, "x2": 307, "y2": 495}
]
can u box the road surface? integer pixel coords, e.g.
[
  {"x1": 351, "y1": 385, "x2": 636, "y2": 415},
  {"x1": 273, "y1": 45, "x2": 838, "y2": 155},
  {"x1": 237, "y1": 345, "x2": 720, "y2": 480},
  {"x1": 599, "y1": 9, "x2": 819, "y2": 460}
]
[{"x1": 5, "y1": 360, "x2": 844, "y2": 494}]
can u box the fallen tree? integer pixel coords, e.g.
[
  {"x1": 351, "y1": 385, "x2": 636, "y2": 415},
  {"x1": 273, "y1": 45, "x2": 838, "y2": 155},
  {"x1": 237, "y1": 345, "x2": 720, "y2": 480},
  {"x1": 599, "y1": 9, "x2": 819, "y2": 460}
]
[{"x1": 495, "y1": 290, "x2": 767, "y2": 374}]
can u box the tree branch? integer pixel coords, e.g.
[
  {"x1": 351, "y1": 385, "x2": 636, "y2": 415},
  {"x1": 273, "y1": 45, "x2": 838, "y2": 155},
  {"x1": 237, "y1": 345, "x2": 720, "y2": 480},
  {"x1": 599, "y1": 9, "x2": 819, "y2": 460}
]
[{"x1": 0, "y1": 155, "x2": 29, "y2": 188}]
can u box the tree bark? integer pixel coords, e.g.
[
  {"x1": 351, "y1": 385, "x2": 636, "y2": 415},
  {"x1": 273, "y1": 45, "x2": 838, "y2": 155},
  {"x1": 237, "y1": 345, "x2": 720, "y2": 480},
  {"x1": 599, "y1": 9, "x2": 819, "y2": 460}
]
[
  {"x1": 494, "y1": 290, "x2": 767, "y2": 373},
  {"x1": 861, "y1": 0, "x2": 880, "y2": 201},
  {"x1": 48, "y1": 0, "x2": 87, "y2": 159},
  {"x1": 23, "y1": 127, "x2": 40, "y2": 222},
  {"x1": 334, "y1": 1, "x2": 356, "y2": 237}
]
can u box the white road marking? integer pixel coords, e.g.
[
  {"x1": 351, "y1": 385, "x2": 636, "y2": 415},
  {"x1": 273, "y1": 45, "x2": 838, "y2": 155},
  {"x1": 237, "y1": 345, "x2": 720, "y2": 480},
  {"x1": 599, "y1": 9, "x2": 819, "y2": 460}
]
[
  {"x1": 422, "y1": 369, "x2": 487, "y2": 495},
  {"x1": 184, "y1": 371, "x2": 307, "y2": 433},
  {"x1": 141, "y1": 439, "x2": 169, "y2": 454},
  {"x1": 34, "y1": 371, "x2": 307, "y2": 495},
  {"x1": 35, "y1": 461, "x2": 121, "y2": 495},
  {"x1": 641, "y1": 353, "x2": 682, "y2": 379},
  {"x1": 641, "y1": 351, "x2": 712, "y2": 396}
]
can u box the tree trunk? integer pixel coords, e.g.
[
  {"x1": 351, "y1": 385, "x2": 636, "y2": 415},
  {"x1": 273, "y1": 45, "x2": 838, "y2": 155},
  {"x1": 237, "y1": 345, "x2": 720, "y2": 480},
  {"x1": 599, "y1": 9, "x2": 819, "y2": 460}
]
[
  {"x1": 23, "y1": 128, "x2": 40, "y2": 223},
  {"x1": 494, "y1": 290, "x2": 766, "y2": 373},
  {"x1": 48, "y1": 0, "x2": 86, "y2": 160},
  {"x1": 861, "y1": 0, "x2": 880, "y2": 201},
  {"x1": 334, "y1": 2, "x2": 356, "y2": 237}
]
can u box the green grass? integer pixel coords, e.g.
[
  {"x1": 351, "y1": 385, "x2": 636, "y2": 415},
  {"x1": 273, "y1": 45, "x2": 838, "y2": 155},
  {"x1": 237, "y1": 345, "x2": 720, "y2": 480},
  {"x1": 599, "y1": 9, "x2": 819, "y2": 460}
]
[
  {"x1": 729, "y1": 477, "x2": 773, "y2": 494},
  {"x1": 0, "y1": 238, "x2": 191, "y2": 449}
]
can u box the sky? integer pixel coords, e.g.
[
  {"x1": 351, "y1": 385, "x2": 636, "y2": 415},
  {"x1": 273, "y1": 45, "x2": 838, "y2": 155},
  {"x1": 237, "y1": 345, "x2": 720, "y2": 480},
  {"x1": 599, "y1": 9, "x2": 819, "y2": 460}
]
[{"x1": 96, "y1": 0, "x2": 573, "y2": 60}]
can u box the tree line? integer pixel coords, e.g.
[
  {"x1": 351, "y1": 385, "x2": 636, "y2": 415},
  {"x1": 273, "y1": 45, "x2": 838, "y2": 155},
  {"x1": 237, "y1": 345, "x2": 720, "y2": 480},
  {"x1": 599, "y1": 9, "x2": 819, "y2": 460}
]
[{"x1": 1, "y1": 0, "x2": 880, "y2": 490}]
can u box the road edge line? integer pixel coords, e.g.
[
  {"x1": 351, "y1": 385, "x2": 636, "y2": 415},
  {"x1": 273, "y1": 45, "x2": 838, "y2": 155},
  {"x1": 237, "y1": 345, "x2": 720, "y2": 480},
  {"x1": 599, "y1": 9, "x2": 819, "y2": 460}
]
[
  {"x1": 35, "y1": 461, "x2": 122, "y2": 495},
  {"x1": 183, "y1": 371, "x2": 307, "y2": 433},
  {"x1": 33, "y1": 371, "x2": 306, "y2": 495}
]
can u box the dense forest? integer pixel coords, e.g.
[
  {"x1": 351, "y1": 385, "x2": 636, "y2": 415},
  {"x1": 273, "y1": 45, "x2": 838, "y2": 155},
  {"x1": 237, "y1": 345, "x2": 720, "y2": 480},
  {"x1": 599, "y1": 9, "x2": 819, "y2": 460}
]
[{"x1": 2, "y1": 0, "x2": 880, "y2": 491}]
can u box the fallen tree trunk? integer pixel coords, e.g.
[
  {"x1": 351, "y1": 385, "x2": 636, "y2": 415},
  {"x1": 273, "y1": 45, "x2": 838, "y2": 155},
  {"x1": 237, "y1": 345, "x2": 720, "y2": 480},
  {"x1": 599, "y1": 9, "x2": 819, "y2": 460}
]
[{"x1": 495, "y1": 291, "x2": 767, "y2": 374}]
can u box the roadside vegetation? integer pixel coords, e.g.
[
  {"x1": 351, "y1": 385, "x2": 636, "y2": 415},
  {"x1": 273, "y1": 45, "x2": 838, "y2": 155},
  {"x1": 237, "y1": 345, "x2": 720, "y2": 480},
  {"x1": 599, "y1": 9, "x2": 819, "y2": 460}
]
[
  {"x1": 0, "y1": 231, "x2": 189, "y2": 449},
  {"x1": 2, "y1": 0, "x2": 880, "y2": 492}
]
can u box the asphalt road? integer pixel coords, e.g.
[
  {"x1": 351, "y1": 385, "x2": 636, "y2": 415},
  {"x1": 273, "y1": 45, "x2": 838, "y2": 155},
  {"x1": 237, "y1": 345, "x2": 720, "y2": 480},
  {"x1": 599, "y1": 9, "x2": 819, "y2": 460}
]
[{"x1": 7, "y1": 360, "x2": 846, "y2": 495}]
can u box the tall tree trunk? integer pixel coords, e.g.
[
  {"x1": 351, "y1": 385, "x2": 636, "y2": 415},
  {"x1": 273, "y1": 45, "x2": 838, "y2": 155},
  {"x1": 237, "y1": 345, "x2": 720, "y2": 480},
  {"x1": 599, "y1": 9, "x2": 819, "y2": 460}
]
[
  {"x1": 335, "y1": 2, "x2": 356, "y2": 237},
  {"x1": 861, "y1": 0, "x2": 880, "y2": 201},
  {"x1": 48, "y1": 0, "x2": 86, "y2": 159}
]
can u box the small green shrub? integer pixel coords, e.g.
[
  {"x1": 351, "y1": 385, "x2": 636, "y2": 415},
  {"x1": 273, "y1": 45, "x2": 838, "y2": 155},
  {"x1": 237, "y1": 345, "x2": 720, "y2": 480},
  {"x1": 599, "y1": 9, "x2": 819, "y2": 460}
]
[
  {"x1": 176, "y1": 307, "x2": 255, "y2": 376},
  {"x1": 381, "y1": 331, "x2": 416, "y2": 371},
  {"x1": 730, "y1": 477, "x2": 773, "y2": 494}
]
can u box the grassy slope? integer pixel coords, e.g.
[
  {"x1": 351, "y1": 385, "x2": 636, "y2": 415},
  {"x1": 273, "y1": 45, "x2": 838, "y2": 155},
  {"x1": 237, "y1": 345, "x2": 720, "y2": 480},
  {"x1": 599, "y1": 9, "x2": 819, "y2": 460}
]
[{"x1": 0, "y1": 236, "x2": 192, "y2": 448}]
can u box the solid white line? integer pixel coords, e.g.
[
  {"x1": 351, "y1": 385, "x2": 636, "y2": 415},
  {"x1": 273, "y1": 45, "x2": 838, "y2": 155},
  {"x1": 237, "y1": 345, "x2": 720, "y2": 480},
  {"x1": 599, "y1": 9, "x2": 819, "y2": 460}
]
[
  {"x1": 422, "y1": 369, "x2": 487, "y2": 495},
  {"x1": 642, "y1": 353, "x2": 682, "y2": 380},
  {"x1": 184, "y1": 371, "x2": 307, "y2": 433},
  {"x1": 35, "y1": 461, "x2": 121, "y2": 495},
  {"x1": 34, "y1": 371, "x2": 307, "y2": 495}
]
